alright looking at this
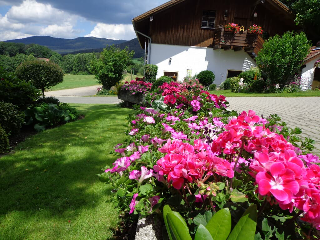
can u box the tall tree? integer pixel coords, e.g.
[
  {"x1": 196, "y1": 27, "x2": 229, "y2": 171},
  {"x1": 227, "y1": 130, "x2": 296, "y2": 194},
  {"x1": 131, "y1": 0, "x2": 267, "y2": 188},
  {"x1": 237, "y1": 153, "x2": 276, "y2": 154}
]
[{"x1": 281, "y1": 0, "x2": 320, "y2": 44}]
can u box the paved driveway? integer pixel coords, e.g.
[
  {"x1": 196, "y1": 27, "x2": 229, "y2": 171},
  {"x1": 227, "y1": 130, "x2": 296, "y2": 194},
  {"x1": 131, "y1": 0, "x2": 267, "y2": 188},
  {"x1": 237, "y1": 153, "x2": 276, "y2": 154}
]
[
  {"x1": 46, "y1": 87, "x2": 319, "y2": 155},
  {"x1": 227, "y1": 97, "x2": 320, "y2": 155}
]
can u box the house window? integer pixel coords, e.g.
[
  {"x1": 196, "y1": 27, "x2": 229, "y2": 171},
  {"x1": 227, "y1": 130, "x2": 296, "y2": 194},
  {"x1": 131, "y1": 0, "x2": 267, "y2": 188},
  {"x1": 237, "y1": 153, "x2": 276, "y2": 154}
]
[
  {"x1": 201, "y1": 11, "x2": 216, "y2": 29},
  {"x1": 164, "y1": 71, "x2": 178, "y2": 81},
  {"x1": 227, "y1": 70, "x2": 242, "y2": 78}
]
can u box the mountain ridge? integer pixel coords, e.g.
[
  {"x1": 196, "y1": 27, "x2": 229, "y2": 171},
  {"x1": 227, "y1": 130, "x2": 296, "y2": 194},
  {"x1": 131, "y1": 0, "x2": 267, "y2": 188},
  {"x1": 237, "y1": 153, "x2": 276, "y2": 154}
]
[{"x1": 5, "y1": 36, "x2": 143, "y2": 57}]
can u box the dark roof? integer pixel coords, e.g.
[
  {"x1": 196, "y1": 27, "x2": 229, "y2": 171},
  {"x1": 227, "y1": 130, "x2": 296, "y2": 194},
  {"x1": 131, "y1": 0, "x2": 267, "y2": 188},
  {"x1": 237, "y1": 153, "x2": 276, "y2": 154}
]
[{"x1": 132, "y1": 0, "x2": 290, "y2": 23}]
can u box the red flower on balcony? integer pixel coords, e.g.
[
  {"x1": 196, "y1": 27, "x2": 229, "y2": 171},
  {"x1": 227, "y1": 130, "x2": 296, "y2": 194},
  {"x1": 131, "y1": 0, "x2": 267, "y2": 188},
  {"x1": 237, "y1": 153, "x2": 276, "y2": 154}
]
[
  {"x1": 248, "y1": 25, "x2": 263, "y2": 34},
  {"x1": 224, "y1": 23, "x2": 240, "y2": 33}
]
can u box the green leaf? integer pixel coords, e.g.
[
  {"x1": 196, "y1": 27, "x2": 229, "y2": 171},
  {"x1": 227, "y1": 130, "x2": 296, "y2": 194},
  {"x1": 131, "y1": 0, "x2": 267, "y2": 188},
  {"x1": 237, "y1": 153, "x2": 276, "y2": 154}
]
[
  {"x1": 218, "y1": 182, "x2": 226, "y2": 190},
  {"x1": 163, "y1": 205, "x2": 173, "y2": 240},
  {"x1": 195, "y1": 224, "x2": 214, "y2": 240},
  {"x1": 166, "y1": 212, "x2": 192, "y2": 240},
  {"x1": 227, "y1": 204, "x2": 257, "y2": 240},
  {"x1": 139, "y1": 183, "x2": 153, "y2": 195},
  {"x1": 275, "y1": 230, "x2": 285, "y2": 240},
  {"x1": 205, "y1": 211, "x2": 213, "y2": 223},
  {"x1": 206, "y1": 208, "x2": 231, "y2": 240},
  {"x1": 194, "y1": 213, "x2": 207, "y2": 226},
  {"x1": 230, "y1": 189, "x2": 248, "y2": 203},
  {"x1": 116, "y1": 188, "x2": 126, "y2": 197},
  {"x1": 254, "y1": 232, "x2": 263, "y2": 240}
]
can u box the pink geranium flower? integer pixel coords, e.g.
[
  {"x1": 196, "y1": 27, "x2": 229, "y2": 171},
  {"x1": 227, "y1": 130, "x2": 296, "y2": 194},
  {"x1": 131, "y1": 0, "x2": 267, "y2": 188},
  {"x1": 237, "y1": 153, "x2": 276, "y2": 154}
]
[{"x1": 256, "y1": 162, "x2": 300, "y2": 202}]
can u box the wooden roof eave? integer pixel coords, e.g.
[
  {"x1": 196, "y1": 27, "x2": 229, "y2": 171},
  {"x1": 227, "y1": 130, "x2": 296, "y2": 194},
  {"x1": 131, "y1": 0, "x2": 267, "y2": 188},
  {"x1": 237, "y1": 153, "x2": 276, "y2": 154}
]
[{"x1": 132, "y1": 0, "x2": 186, "y2": 23}]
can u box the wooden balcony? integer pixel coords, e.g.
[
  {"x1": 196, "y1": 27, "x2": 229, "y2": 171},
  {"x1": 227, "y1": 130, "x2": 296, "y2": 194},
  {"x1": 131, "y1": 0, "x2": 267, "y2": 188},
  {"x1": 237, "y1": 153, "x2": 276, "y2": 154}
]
[{"x1": 213, "y1": 28, "x2": 264, "y2": 57}]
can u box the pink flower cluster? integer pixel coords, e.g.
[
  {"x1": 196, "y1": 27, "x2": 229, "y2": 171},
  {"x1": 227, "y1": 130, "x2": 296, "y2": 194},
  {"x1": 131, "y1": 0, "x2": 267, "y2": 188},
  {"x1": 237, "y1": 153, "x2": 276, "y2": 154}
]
[
  {"x1": 154, "y1": 139, "x2": 234, "y2": 189},
  {"x1": 121, "y1": 80, "x2": 152, "y2": 95},
  {"x1": 159, "y1": 82, "x2": 227, "y2": 111},
  {"x1": 211, "y1": 110, "x2": 320, "y2": 229}
]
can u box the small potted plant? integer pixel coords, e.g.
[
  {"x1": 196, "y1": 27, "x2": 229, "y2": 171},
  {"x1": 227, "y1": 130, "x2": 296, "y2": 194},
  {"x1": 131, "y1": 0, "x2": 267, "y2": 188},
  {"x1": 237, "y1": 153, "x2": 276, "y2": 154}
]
[
  {"x1": 247, "y1": 24, "x2": 263, "y2": 34},
  {"x1": 224, "y1": 23, "x2": 240, "y2": 33}
]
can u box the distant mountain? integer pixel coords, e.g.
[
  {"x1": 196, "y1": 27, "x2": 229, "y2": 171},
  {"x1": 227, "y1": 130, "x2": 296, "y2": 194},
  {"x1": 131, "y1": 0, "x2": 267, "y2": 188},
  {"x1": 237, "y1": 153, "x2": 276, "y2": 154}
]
[
  {"x1": 68, "y1": 38, "x2": 144, "y2": 58},
  {"x1": 6, "y1": 36, "x2": 127, "y2": 54}
]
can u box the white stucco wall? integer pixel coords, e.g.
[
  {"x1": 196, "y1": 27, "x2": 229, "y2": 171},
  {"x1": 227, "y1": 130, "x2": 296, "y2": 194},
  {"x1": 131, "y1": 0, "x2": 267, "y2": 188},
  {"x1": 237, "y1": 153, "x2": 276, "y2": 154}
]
[
  {"x1": 149, "y1": 43, "x2": 256, "y2": 85},
  {"x1": 300, "y1": 59, "x2": 319, "y2": 90}
]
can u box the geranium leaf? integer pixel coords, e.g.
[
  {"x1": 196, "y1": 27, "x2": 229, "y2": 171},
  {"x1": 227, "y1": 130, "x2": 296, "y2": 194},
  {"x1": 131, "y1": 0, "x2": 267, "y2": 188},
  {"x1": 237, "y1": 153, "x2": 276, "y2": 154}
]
[
  {"x1": 230, "y1": 189, "x2": 248, "y2": 203},
  {"x1": 193, "y1": 214, "x2": 207, "y2": 226},
  {"x1": 227, "y1": 204, "x2": 257, "y2": 240},
  {"x1": 195, "y1": 224, "x2": 214, "y2": 240},
  {"x1": 206, "y1": 208, "x2": 231, "y2": 240}
]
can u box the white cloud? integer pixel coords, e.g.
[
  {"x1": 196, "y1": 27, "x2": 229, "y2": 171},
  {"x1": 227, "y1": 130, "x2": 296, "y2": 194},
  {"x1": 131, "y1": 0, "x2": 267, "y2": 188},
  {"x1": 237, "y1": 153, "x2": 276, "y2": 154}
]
[
  {"x1": 0, "y1": 30, "x2": 31, "y2": 41},
  {"x1": 0, "y1": 0, "x2": 83, "y2": 40},
  {"x1": 40, "y1": 23, "x2": 79, "y2": 39},
  {"x1": 85, "y1": 23, "x2": 135, "y2": 40},
  {"x1": 7, "y1": 0, "x2": 76, "y2": 25}
]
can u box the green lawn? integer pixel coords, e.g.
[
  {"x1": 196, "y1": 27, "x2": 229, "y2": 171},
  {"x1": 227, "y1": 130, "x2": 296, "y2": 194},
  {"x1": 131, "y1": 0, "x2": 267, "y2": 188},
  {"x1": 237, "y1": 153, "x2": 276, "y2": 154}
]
[
  {"x1": 0, "y1": 104, "x2": 132, "y2": 240},
  {"x1": 49, "y1": 73, "x2": 144, "y2": 92},
  {"x1": 50, "y1": 75, "x2": 100, "y2": 91},
  {"x1": 210, "y1": 89, "x2": 320, "y2": 97}
]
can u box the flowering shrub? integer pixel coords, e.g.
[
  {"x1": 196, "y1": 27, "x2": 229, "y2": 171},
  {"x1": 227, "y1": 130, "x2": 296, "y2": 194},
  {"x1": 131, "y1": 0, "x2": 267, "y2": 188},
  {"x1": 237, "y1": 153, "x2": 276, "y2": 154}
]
[
  {"x1": 224, "y1": 23, "x2": 240, "y2": 33},
  {"x1": 101, "y1": 84, "x2": 319, "y2": 238},
  {"x1": 120, "y1": 79, "x2": 152, "y2": 95},
  {"x1": 247, "y1": 25, "x2": 263, "y2": 34}
]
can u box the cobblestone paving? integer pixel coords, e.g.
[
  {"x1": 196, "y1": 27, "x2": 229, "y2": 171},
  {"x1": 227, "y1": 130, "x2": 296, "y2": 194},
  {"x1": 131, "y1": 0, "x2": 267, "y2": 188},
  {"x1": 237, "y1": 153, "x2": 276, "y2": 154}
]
[{"x1": 227, "y1": 97, "x2": 320, "y2": 155}]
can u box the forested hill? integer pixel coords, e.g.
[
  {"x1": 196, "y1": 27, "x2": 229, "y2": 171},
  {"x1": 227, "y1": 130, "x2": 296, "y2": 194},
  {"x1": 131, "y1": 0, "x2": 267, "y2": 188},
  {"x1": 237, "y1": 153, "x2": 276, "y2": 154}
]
[
  {"x1": 6, "y1": 36, "x2": 127, "y2": 55},
  {"x1": 68, "y1": 38, "x2": 144, "y2": 58}
]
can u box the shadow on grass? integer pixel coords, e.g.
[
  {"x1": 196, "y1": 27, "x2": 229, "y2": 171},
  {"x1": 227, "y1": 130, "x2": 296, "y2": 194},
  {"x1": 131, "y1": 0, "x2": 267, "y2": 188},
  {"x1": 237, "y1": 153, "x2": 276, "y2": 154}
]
[{"x1": 0, "y1": 104, "x2": 133, "y2": 239}]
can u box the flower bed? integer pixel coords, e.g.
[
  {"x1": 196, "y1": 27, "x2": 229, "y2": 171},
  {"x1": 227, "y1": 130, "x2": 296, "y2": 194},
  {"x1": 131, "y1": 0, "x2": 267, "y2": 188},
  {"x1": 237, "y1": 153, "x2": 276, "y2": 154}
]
[{"x1": 101, "y1": 80, "x2": 319, "y2": 239}]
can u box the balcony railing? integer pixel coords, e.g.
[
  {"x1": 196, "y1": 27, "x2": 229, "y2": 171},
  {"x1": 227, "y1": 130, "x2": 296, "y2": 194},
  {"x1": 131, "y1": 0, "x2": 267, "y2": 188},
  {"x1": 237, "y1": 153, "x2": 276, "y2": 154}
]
[{"x1": 213, "y1": 28, "x2": 264, "y2": 56}]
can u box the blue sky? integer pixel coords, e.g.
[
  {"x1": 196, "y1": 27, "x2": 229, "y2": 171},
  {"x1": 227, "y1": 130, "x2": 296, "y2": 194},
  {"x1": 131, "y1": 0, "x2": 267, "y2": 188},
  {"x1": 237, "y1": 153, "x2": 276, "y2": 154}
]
[{"x1": 0, "y1": 0, "x2": 167, "y2": 41}]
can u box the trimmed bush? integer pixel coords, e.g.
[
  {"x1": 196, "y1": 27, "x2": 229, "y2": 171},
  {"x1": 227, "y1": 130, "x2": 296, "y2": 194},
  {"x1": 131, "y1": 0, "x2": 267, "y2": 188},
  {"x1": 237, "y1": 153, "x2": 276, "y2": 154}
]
[
  {"x1": 144, "y1": 64, "x2": 158, "y2": 83},
  {"x1": 151, "y1": 76, "x2": 174, "y2": 92},
  {"x1": 208, "y1": 84, "x2": 216, "y2": 91},
  {"x1": 0, "y1": 67, "x2": 40, "y2": 110},
  {"x1": 0, "y1": 102, "x2": 25, "y2": 137},
  {"x1": 196, "y1": 70, "x2": 215, "y2": 87},
  {"x1": 221, "y1": 78, "x2": 232, "y2": 90},
  {"x1": 15, "y1": 59, "x2": 64, "y2": 98},
  {"x1": 0, "y1": 124, "x2": 9, "y2": 154}
]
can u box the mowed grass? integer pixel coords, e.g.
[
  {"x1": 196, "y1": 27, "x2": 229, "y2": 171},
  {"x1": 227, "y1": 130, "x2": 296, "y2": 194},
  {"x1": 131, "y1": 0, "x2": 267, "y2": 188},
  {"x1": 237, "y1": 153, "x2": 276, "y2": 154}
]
[
  {"x1": 210, "y1": 89, "x2": 320, "y2": 97},
  {"x1": 0, "y1": 104, "x2": 133, "y2": 240},
  {"x1": 50, "y1": 75, "x2": 100, "y2": 91},
  {"x1": 49, "y1": 74, "x2": 144, "y2": 92}
]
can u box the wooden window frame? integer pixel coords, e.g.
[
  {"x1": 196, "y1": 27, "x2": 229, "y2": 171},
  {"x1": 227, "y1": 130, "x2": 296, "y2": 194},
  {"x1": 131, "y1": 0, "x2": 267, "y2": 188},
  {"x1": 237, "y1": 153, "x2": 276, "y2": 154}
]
[{"x1": 201, "y1": 11, "x2": 216, "y2": 29}]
